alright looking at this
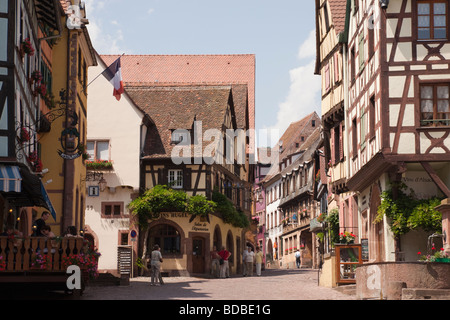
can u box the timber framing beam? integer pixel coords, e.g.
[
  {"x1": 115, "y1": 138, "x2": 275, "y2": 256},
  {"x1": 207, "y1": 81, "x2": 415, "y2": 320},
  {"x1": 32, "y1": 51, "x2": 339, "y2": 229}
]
[{"x1": 420, "y1": 162, "x2": 450, "y2": 198}]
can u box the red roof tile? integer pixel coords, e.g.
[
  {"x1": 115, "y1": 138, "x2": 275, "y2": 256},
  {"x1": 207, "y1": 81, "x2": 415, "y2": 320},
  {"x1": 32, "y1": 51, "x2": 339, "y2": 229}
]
[
  {"x1": 101, "y1": 54, "x2": 255, "y2": 130},
  {"x1": 328, "y1": 0, "x2": 347, "y2": 35}
]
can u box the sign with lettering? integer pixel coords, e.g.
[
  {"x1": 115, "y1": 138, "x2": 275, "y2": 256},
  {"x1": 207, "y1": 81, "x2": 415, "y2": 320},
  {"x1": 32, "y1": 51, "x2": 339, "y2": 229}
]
[{"x1": 361, "y1": 238, "x2": 369, "y2": 261}]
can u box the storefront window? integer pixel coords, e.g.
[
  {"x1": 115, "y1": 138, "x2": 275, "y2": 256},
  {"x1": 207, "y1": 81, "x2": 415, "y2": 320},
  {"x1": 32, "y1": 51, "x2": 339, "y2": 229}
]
[{"x1": 149, "y1": 224, "x2": 181, "y2": 254}]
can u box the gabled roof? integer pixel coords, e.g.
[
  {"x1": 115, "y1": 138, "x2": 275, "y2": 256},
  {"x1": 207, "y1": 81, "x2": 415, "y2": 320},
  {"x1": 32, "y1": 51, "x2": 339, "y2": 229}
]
[
  {"x1": 261, "y1": 112, "x2": 321, "y2": 185},
  {"x1": 328, "y1": 0, "x2": 348, "y2": 35},
  {"x1": 279, "y1": 127, "x2": 322, "y2": 177},
  {"x1": 100, "y1": 54, "x2": 255, "y2": 129},
  {"x1": 314, "y1": 0, "x2": 349, "y2": 74},
  {"x1": 125, "y1": 85, "x2": 235, "y2": 160}
]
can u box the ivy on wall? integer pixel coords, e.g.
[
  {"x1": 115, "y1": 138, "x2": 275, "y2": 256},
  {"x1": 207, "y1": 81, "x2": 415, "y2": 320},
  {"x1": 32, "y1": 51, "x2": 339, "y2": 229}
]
[
  {"x1": 128, "y1": 185, "x2": 248, "y2": 229},
  {"x1": 375, "y1": 183, "x2": 442, "y2": 237}
]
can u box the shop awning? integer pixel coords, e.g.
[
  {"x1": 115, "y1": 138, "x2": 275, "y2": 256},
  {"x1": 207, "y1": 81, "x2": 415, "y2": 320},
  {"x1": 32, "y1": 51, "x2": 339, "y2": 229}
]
[
  {"x1": 0, "y1": 165, "x2": 22, "y2": 193},
  {"x1": 40, "y1": 180, "x2": 56, "y2": 220},
  {"x1": 0, "y1": 164, "x2": 57, "y2": 220}
]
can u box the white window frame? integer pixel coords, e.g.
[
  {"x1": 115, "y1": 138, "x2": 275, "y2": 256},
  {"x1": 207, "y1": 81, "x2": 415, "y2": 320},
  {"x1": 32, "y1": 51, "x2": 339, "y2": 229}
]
[
  {"x1": 87, "y1": 140, "x2": 110, "y2": 161},
  {"x1": 168, "y1": 169, "x2": 183, "y2": 189}
]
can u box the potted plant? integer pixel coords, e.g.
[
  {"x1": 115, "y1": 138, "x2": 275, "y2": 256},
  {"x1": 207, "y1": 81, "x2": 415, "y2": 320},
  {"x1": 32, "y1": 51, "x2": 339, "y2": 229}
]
[
  {"x1": 34, "y1": 83, "x2": 47, "y2": 97},
  {"x1": 19, "y1": 127, "x2": 31, "y2": 143},
  {"x1": 31, "y1": 252, "x2": 50, "y2": 270},
  {"x1": 0, "y1": 255, "x2": 6, "y2": 271},
  {"x1": 339, "y1": 231, "x2": 356, "y2": 244},
  {"x1": 418, "y1": 247, "x2": 450, "y2": 263},
  {"x1": 30, "y1": 70, "x2": 43, "y2": 85},
  {"x1": 19, "y1": 38, "x2": 35, "y2": 58}
]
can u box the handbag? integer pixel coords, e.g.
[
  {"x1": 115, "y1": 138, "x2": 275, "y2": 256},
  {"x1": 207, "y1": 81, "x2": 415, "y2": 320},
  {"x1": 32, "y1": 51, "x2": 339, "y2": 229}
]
[{"x1": 219, "y1": 258, "x2": 224, "y2": 265}]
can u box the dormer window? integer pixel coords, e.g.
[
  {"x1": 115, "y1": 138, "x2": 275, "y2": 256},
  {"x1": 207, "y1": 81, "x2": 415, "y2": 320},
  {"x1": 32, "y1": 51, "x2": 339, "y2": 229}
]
[{"x1": 171, "y1": 130, "x2": 190, "y2": 144}]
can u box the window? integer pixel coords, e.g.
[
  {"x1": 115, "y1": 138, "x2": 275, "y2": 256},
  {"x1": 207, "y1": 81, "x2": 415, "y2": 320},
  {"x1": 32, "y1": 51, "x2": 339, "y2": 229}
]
[
  {"x1": 360, "y1": 109, "x2": 367, "y2": 148},
  {"x1": 417, "y1": 0, "x2": 448, "y2": 40},
  {"x1": 324, "y1": 2, "x2": 330, "y2": 31},
  {"x1": 358, "y1": 32, "x2": 365, "y2": 71},
  {"x1": 420, "y1": 83, "x2": 450, "y2": 126},
  {"x1": 87, "y1": 140, "x2": 110, "y2": 161},
  {"x1": 369, "y1": 96, "x2": 376, "y2": 139},
  {"x1": 102, "y1": 202, "x2": 124, "y2": 218},
  {"x1": 149, "y1": 224, "x2": 181, "y2": 254},
  {"x1": 325, "y1": 62, "x2": 331, "y2": 91},
  {"x1": 368, "y1": 15, "x2": 375, "y2": 59},
  {"x1": 168, "y1": 169, "x2": 183, "y2": 188},
  {"x1": 333, "y1": 125, "x2": 341, "y2": 165},
  {"x1": 351, "y1": 47, "x2": 356, "y2": 83},
  {"x1": 352, "y1": 118, "x2": 358, "y2": 156}
]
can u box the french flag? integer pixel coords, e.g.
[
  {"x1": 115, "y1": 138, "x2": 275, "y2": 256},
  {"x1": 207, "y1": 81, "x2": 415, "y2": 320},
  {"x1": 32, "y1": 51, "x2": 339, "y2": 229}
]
[{"x1": 102, "y1": 57, "x2": 124, "y2": 101}]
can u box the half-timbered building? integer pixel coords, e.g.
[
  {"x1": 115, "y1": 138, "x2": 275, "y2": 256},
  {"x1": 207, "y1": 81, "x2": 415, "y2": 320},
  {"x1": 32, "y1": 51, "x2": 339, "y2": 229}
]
[
  {"x1": 278, "y1": 127, "x2": 322, "y2": 269},
  {"x1": 125, "y1": 84, "x2": 252, "y2": 276},
  {"x1": 345, "y1": 0, "x2": 450, "y2": 262},
  {"x1": 262, "y1": 112, "x2": 321, "y2": 268},
  {"x1": 0, "y1": 0, "x2": 62, "y2": 236},
  {"x1": 315, "y1": 0, "x2": 359, "y2": 258}
]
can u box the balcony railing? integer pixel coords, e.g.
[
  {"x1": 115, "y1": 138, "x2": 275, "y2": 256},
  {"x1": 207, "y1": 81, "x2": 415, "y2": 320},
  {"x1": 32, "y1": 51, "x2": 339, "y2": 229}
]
[{"x1": 0, "y1": 237, "x2": 85, "y2": 273}]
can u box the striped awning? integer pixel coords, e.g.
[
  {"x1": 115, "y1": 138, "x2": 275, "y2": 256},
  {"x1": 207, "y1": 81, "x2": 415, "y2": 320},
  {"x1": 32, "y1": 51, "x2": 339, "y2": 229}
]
[{"x1": 0, "y1": 165, "x2": 22, "y2": 193}]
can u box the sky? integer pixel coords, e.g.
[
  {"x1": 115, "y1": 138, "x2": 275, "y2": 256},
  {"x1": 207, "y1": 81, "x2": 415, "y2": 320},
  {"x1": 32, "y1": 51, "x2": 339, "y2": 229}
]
[{"x1": 84, "y1": 0, "x2": 321, "y2": 147}]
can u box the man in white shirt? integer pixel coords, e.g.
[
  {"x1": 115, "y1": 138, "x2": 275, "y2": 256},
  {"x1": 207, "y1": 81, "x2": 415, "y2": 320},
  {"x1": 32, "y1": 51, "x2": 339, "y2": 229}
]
[
  {"x1": 295, "y1": 249, "x2": 301, "y2": 269},
  {"x1": 243, "y1": 247, "x2": 255, "y2": 276}
]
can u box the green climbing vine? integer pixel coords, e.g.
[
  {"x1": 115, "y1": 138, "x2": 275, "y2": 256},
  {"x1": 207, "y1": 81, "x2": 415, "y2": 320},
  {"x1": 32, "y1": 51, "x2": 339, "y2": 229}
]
[
  {"x1": 128, "y1": 185, "x2": 248, "y2": 229},
  {"x1": 376, "y1": 183, "x2": 442, "y2": 237}
]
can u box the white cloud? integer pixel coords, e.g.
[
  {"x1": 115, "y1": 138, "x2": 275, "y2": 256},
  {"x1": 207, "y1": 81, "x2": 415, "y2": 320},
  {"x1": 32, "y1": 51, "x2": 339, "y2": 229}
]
[
  {"x1": 298, "y1": 29, "x2": 316, "y2": 60},
  {"x1": 84, "y1": 0, "x2": 129, "y2": 54},
  {"x1": 265, "y1": 30, "x2": 321, "y2": 140}
]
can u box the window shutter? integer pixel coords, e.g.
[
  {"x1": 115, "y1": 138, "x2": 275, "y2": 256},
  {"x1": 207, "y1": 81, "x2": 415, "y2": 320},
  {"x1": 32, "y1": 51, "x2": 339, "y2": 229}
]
[
  {"x1": 339, "y1": 123, "x2": 344, "y2": 161},
  {"x1": 159, "y1": 168, "x2": 168, "y2": 186},
  {"x1": 330, "y1": 127, "x2": 335, "y2": 165},
  {"x1": 184, "y1": 168, "x2": 192, "y2": 190}
]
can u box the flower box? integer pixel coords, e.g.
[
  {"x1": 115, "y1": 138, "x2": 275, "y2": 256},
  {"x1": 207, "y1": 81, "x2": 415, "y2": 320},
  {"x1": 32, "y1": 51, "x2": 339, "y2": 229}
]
[
  {"x1": 86, "y1": 160, "x2": 113, "y2": 170},
  {"x1": 436, "y1": 258, "x2": 450, "y2": 263}
]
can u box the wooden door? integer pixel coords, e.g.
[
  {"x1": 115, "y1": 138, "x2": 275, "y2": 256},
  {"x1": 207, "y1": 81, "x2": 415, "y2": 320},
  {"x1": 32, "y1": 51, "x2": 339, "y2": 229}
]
[{"x1": 192, "y1": 237, "x2": 205, "y2": 273}]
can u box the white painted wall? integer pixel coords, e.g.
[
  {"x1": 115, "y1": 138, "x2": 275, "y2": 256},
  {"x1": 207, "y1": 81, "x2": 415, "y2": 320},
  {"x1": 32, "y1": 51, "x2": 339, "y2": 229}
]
[{"x1": 86, "y1": 54, "x2": 145, "y2": 271}]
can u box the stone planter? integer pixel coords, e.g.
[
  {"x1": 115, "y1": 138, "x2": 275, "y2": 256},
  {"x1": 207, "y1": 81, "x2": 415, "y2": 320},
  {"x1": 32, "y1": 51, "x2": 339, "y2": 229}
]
[{"x1": 356, "y1": 262, "x2": 450, "y2": 300}]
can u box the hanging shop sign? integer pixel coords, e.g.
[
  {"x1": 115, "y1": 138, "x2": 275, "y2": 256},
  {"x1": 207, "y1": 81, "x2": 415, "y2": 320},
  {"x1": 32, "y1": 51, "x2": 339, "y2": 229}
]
[{"x1": 58, "y1": 127, "x2": 82, "y2": 160}]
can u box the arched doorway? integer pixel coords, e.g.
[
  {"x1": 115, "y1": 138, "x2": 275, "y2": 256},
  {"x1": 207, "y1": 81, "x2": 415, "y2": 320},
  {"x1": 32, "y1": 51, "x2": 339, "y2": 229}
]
[{"x1": 213, "y1": 225, "x2": 222, "y2": 250}]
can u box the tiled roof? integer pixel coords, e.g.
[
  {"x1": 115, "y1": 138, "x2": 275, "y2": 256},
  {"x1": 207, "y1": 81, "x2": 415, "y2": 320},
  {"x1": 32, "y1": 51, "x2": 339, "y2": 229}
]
[
  {"x1": 261, "y1": 112, "x2": 321, "y2": 184},
  {"x1": 125, "y1": 85, "x2": 235, "y2": 160},
  {"x1": 100, "y1": 54, "x2": 255, "y2": 129},
  {"x1": 279, "y1": 127, "x2": 322, "y2": 177},
  {"x1": 328, "y1": 0, "x2": 347, "y2": 35}
]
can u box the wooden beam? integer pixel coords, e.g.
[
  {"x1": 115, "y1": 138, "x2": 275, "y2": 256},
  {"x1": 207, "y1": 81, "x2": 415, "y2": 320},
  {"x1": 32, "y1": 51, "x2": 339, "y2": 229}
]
[{"x1": 420, "y1": 162, "x2": 450, "y2": 198}]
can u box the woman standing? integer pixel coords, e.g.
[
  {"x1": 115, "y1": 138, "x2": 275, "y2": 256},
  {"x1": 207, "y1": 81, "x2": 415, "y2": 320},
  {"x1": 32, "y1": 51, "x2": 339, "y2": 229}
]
[{"x1": 150, "y1": 244, "x2": 163, "y2": 286}]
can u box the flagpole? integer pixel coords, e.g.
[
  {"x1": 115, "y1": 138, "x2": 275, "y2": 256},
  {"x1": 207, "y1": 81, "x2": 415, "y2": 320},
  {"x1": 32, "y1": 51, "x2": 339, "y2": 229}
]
[{"x1": 82, "y1": 53, "x2": 125, "y2": 93}]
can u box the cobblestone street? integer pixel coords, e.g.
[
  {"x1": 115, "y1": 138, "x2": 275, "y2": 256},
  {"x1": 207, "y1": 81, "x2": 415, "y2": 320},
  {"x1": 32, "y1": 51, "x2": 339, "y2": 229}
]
[{"x1": 82, "y1": 268, "x2": 355, "y2": 300}]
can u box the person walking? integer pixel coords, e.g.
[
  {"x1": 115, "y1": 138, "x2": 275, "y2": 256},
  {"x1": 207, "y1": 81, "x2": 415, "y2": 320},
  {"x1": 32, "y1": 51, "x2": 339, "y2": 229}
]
[
  {"x1": 218, "y1": 246, "x2": 231, "y2": 278},
  {"x1": 210, "y1": 246, "x2": 220, "y2": 278},
  {"x1": 295, "y1": 249, "x2": 301, "y2": 269},
  {"x1": 150, "y1": 244, "x2": 163, "y2": 286},
  {"x1": 255, "y1": 246, "x2": 263, "y2": 276},
  {"x1": 243, "y1": 247, "x2": 254, "y2": 276}
]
